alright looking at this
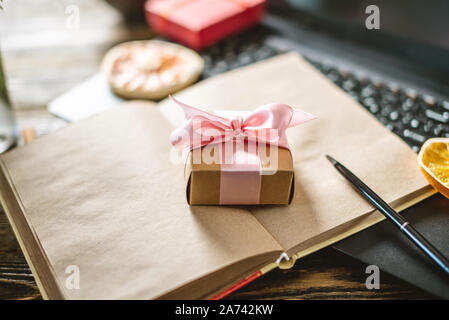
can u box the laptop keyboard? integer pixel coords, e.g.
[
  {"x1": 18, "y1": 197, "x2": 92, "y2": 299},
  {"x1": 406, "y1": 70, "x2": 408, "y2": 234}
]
[
  {"x1": 199, "y1": 28, "x2": 449, "y2": 153},
  {"x1": 308, "y1": 61, "x2": 449, "y2": 153}
]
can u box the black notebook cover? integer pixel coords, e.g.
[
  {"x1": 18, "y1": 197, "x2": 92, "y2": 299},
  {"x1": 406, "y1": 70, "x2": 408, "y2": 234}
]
[{"x1": 334, "y1": 194, "x2": 449, "y2": 299}]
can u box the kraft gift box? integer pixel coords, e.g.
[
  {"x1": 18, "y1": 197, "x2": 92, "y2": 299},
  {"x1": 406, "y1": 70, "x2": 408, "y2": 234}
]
[
  {"x1": 185, "y1": 145, "x2": 295, "y2": 205},
  {"x1": 145, "y1": 0, "x2": 266, "y2": 50},
  {"x1": 169, "y1": 97, "x2": 316, "y2": 205}
]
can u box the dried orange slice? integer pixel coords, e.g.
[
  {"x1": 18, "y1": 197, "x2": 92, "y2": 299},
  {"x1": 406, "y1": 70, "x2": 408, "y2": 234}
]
[
  {"x1": 418, "y1": 137, "x2": 449, "y2": 198},
  {"x1": 102, "y1": 40, "x2": 204, "y2": 100}
]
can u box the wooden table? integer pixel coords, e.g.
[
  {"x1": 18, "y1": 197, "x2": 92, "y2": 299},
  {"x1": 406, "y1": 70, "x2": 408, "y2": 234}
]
[{"x1": 0, "y1": 0, "x2": 435, "y2": 300}]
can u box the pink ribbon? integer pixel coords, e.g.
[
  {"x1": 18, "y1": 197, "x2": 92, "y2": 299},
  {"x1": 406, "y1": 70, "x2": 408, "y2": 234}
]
[{"x1": 169, "y1": 97, "x2": 316, "y2": 204}]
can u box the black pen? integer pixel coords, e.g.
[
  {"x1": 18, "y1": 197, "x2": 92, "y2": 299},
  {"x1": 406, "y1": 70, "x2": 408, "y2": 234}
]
[{"x1": 326, "y1": 154, "x2": 449, "y2": 276}]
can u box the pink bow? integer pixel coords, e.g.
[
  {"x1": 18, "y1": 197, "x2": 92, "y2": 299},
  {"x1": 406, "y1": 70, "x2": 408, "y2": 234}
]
[{"x1": 170, "y1": 96, "x2": 316, "y2": 151}]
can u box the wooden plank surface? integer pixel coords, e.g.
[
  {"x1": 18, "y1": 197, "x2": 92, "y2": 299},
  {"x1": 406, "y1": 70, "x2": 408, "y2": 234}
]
[{"x1": 0, "y1": 0, "x2": 435, "y2": 300}]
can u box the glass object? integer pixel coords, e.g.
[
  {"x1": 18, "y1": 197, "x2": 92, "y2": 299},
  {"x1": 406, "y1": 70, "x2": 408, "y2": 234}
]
[{"x1": 0, "y1": 46, "x2": 16, "y2": 153}]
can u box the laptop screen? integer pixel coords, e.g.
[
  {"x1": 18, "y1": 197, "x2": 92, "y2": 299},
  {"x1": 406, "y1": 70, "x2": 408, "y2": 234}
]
[{"x1": 269, "y1": 0, "x2": 449, "y2": 75}]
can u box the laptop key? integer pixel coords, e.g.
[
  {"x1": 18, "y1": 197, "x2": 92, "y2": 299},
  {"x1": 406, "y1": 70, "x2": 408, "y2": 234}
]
[
  {"x1": 433, "y1": 124, "x2": 445, "y2": 136},
  {"x1": 425, "y1": 109, "x2": 449, "y2": 123},
  {"x1": 403, "y1": 129, "x2": 426, "y2": 143},
  {"x1": 363, "y1": 97, "x2": 376, "y2": 107},
  {"x1": 423, "y1": 120, "x2": 434, "y2": 133},
  {"x1": 342, "y1": 79, "x2": 356, "y2": 91},
  {"x1": 368, "y1": 103, "x2": 379, "y2": 114},
  {"x1": 361, "y1": 85, "x2": 376, "y2": 98},
  {"x1": 389, "y1": 110, "x2": 399, "y2": 121},
  {"x1": 410, "y1": 119, "x2": 420, "y2": 129},
  {"x1": 401, "y1": 113, "x2": 413, "y2": 126},
  {"x1": 401, "y1": 98, "x2": 415, "y2": 112}
]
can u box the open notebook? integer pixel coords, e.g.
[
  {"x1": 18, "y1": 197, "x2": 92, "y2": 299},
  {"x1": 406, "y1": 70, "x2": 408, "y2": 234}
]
[{"x1": 0, "y1": 53, "x2": 433, "y2": 299}]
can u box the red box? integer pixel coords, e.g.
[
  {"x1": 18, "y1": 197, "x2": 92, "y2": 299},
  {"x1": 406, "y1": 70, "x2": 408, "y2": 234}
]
[{"x1": 145, "y1": 0, "x2": 266, "y2": 50}]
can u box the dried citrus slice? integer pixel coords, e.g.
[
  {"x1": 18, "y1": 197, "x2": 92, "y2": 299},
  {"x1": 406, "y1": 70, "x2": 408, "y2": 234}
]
[
  {"x1": 418, "y1": 137, "x2": 449, "y2": 198},
  {"x1": 102, "y1": 40, "x2": 204, "y2": 100}
]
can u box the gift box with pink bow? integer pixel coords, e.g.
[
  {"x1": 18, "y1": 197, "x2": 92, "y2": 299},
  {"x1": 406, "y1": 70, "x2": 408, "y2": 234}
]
[{"x1": 170, "y1": 97, "x2": 316, "y2": 205}]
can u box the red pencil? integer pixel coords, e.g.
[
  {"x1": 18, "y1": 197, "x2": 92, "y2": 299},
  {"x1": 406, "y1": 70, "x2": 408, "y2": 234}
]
[{"x1": 211, "y1": 263, "x2": 277, "y2": 300}]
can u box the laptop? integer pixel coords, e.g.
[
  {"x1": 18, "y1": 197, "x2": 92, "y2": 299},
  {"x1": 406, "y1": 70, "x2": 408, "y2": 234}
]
[{"x1": 194, "y1": 0, "x2": 449, "y2": 298}]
